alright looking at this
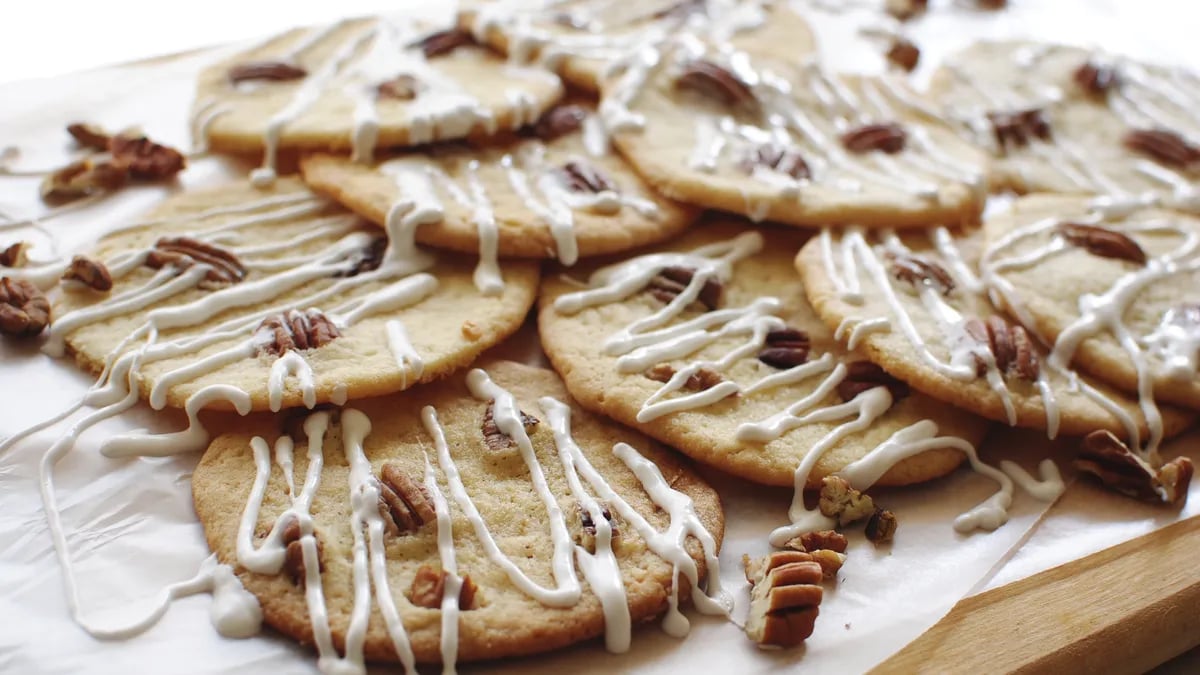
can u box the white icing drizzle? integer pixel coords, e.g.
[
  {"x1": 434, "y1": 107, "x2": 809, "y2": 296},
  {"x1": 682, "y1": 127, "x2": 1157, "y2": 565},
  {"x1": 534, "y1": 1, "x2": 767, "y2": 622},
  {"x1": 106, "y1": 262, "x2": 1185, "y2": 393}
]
[
  {"x1": 269, "y1": 351, "x2": 317, "y2": 412},
  {"x1": 422, "y1": 457, "x2": 464, "y2": 673},
  {"x1": 385, "y1": 319, "x2": 424, "y2": 389}
]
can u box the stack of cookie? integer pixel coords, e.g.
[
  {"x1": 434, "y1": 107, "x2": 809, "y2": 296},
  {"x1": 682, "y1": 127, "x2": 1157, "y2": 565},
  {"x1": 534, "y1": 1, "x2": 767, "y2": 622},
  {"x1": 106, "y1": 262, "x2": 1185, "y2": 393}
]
[{"x1": 3, "y1": 1, "x2": 1198, "y2": 671}]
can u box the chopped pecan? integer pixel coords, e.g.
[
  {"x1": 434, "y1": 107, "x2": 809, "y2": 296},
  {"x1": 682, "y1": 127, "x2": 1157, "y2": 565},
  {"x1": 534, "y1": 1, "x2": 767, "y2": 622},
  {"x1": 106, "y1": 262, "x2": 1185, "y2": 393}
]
[
  {"x1": 818, "y1": 475, "x2": 876, "y2": 526},
  {"x1": 785, "y1": 529, "x2": 848, "y2": 554},
  {"x1": 1057, "y1": 222, "x2": 1147, "y2": 265},
  {"x1": 532, "y1": 104, "x2": 588, "y2": 141},
  {"x1": 886, "y1": 38, "x2": 920, "y2": 72},
  {"x1": 1076, "y1": 430, "x2": 1193, "y2": 505},
  {"x1": 837, "y1": 361, "x2": 910, "y2": 403},
  {"x1": 145, "y1": 236, "x2": 246, "y2": 288},
  {"x1": 841, "y1": 123, "x2": 907, "y2": 154},
  {"x1": 377, "y1": 463, "x2": 437, "y2": 536},
  {"x1": 738, "y1": 143, "x2": 811, "y2": 180},
  {"x1": 109, "y1": 134, "x2": 186, "y2": 180},
  {"x1": 0, "y1": 242, "x2": 28, "y2": 268},
  {"x1": 62, "y1": 255, "x2": 113, "y2": 292},
  {"x1": 865, "y1": 508, "x2": 897, "y2": 543},
  {"x1": 885, "y1": 0, "x2": 927, "y2": 21},
  {"x1": 461, "y1": 320, "x2": 483, "y2": 341},
  {"x1": 1122, "y1": 128, "x2": 1200, "y2": 168},
  {"x1": 888, "y1": 252, "x2": 955, "y2": 295},
  {"x1": 228, "y1": 61, "x2": 307, "y2": 84},
  {"x1": 675, "y1": 59, "x2": 757, "y2": 110},
  {"x1": 1073, "y1": 61, "x2": 1118, "y2": 97},
  {"x1": 576, "y1": 501, "x2": 621, "y2": 553},
  {"x1": 0, "y1": 277, "x2": 51, "y2": 338},
  {"x1": 281, "y1": 517, "x2": 323, "y2": 588},
  {"x1": 66, "y1": 122, "x2": 111, "y2": 151},
  {"x1": 409, "y1": 564, "x2": 479, "y2": 610},
  {"x1": 987, "y1": 108, "x2": 1052, "y2": 152},
  {"x1": 377, "y1": 74, "x2": 420, "y2": 101},
  {"x1": 556, "y1": 160, "x2": 615, "y2": 193},
  {"x1": 743, "y1": 551, "x2": 824, "y2": 647},
  {"x1": 964, "y1": 316, "x2": 1039, "y2": 380},
  {"x1": 758, "y1": 327, "x2": 811, "y2": 370},
  {"x1": 40, "y1": 159, "x2": 126, "y2": 203},
  {"x1": 481, "y1": 401, "x2": 540, "y2": 451},
  {"x1": 255, "y1": 309, "x2": 341, "y2": 357},
  {"x1": 644, "y1": 363, "x2": 725, "y2": 391},
  {"x1": 409, "y1": 28, "x2": 478, "y2": 58},
  {"x1": 646, "y1": 266, "x2": 722, "y2": 310},
  {"x1": 334, "y1": 237, "x2": 387, "y2": 278}
]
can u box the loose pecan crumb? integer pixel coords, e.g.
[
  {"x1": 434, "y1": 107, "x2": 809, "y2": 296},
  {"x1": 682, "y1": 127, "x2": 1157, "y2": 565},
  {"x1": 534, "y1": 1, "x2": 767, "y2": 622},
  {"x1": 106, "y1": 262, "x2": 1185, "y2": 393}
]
[
  {"x1": 1057, "y1": 222, "x2": 1147, "y2": 265},
  {"x1": 738, "y1": 143, "x2": 811, "y2": 180},
  {"x1": 1076, "y1": 430, "x2": 1193, "y2": 505},
  {"x1": 556, "y1": 160, "x2": 616, "y2": 193},
  {"x1": 1073, "y1": 61, "x2": 1118, "y2": 97},
  {"x1": 987, "y1": 108, "x2": 1051, "y2": 152},
  {"x1": 837, "y1": 360, "x2": 910, "y2": 403},
  {"x1": 577, "y1": 501, "x2": 621, "y2": 553},
  {"x1": 885, "y1": 0, "x2": 927, "y2": 21},
  {"x1": 410, "y1": 28, "x2": 479, "y2": 58},
  {"x1": 644, "y1": 363, "x2": 725, "y2": 391},
  {"x1": 743, "y1": 551, "x2": 823, "y2": 647},
  {"x1": 377, "y1": 74, "x2": 421, "y2": 101},
  {"x1": 964, "y1": 316, "x2": 1040, "y2": 380},
  {"x1": 758, "y1": 327, "x2": 811, "y2": 370},
  {"x1": 62, "y1": 255, "x2": 113, "y2": 292},
  {"x1": 886, "y1": 38, "x2": 920, "y2": 72},
  {"x1": 841, "y1": 123, "x2": 907, "y2": 154},
  {"x1": 675, "y1": 59, "x2": 757, "y2": 111},
  {"x1": 334, "y1": 237, "x2": 387, "y2": 278},
  {"x1": 532, "y1": 104, "x2": 588, "y2": 141},
  {"x1": 786, "y1": 529, "x2": 848, "y2": 554},
  {"x1": 818, "y1": 475, "x2": 876, "y2": 526},
  {"x1": 281, "y1": 517, "x2": 323, "y2": 588},
  {"x1": 228, "y1": 61, "x2": 307, "y2": 84},
  {"x1": 888, "y1": 252, "x2": 955, "y2": 295},
  {"x1": 481, "y1": 401, "x2": 540, "y2": 451},
  {"x1": 1122, "y1": 128, "x2": 1200, "y2": 168},
  {"x1": 0, "y1": 242, "x2": 28, "y2": 268},
  {"x1": 109, "y1": 134, "x2": 186, "y2": 180},
  {"x1": 0, "y1": 277, "x2": 51, "y2": 338},
  {"x1": 646, "y1": 266, "x2": 722, "y2": 310},
  {"x1": 145, "y1": 236, "x2": 246, "y2": 288},
  {"x1": 378, "y1": 463, "x2": 437, "y2": 536},
  {"x1": 865, "y1": 508, "x2": 898, "y2": 543},
  {"x1": 409, "y1": 564, "x2": 480, "y2": 610},
  {"x1": 40, "y1": 159, "x2": 127, "y2": 203},
  {"x1": 255, "y1": 309, "x2": 341, "y2": 357},
  {"x1": 66, "y1": 122, "x2": 111, "y2": 151}
]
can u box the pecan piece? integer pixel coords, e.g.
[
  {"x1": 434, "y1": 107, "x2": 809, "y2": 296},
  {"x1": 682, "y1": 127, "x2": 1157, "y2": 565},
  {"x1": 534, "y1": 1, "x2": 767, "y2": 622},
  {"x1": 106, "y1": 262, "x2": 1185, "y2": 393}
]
[
  {"x1": 675, "y1": 59, "x2": 757, "y2": 110},
  {"x1": 409, "y1": 28, "x2": 478, "y2": 58},
  {"x1": 481, "y1": 401, "x2": 540, "y2": 451},
  {"x1": 377, "y1": 463, "x2": 437, "y2": 536},
  {"x1": 281, "y1": 517, "x2": 323, "y2": 588},
  {"x1": 743, "y1": 552, "x2": 824, "y2": 647},
  {"x1": 0, "y1": 242, "x2": 28, "y2": 268},
  {"x1": 1073, "y1": 61, "x2": 1118, "y2": 97},
  {"x1": 888, "y1": 252, "x2": 955, "y2": 295},
  {"x1": 556, "y1": 160, "x2": 615, "y2": 193},
  {"x1": 532, "y1": 104, "x2": 588, "y2": 141},
  {"x1": 40, "y1": 159, "x2": 126, "y2": 203},
  {"x1": 255, "y1": 309, "x2": 341, "y2": 357},
  {"x1": 576, "y1": 501, "x2": 621, "y2": 553},
  {"x1": 0, "y1": 277, "x2": 51, "y2": 338},
  {"x1": 145, "y1": 236, "x2": 246, "y2": 288},
  {"x1": 377, "y1": 74, "x2": 420, "y2": 101},
  {"x1": 228, "y1": 61, "x2": 307, "y2": 84},
  {"x1": 841, "y1": 123, "x2": 907, "y2": 154},
  {"x1": 774, "y1": 546, "x2": 846, "y2": 580},
  {"x1": 785, "y1": 529, "x2": 848, "y2": 554},
  {"x1": 837, "y1": 360, "x2": 910, "y2": 403},
  {"x1": 1076, "y1": 430, "x2": 1193, "y2": 505},
  {"x1": 646, "y1": 266, "x2": 722, "y2": 310},
  {"x1": 644, "y1": 363, "x2": 724, "y2": 391},
  {"x1": 758, "y1": 327, "x2": 811, "y2": 369},
  {"x1": 1123, "y1": 128, "x2": 1200, "y2": 168},
  {"x1": 865, "y1": 508, "x2": 898, "y2": 543},
  {"x1": 818, "y1": 475, "x2": 876, "y2": 526},
  {"x1": 886, "y1": 38, "x2": 920, "y2": 72},
  {"x1": 987, "y1": 108, "x2": 1051, "y2": 152},
  {"x1": 409, "y1": 564, "x2": 479, "y2": 610},
  {"x1": 885, "y1": 0, "x2": 927, "y2": 21},
  {"x1": 1057, "y1": 222, "x2": 1147, "y2": 265},
  {"x1": 334, "y1": 237, "x2": 387, "y2": 278},
  {"x1": 66, "y1": 122, "x2": 112, "y2": 151},
  {"x1": 738, "y1": 143, "x2": 811, "y2": 180},
  {"x1": 965, "y1": 316, "x2": 1040, "y2": 380},
  {"x1": 62, "y1": 255, "x2": 113, "y2": 292},
  {"x1": 109, "y1": 134, "x2": 186, "y2": 180}
]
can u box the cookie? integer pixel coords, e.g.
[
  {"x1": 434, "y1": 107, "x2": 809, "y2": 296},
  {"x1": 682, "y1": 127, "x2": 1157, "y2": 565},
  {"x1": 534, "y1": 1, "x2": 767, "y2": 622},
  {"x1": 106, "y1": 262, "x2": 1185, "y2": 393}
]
[
  {"x1": 464, "y1": 0, "x2": 817, "y2": 94},
  {"x1": 926, "y1": 40, "x2": 1200, "y2": 203},
  {"x1": 191, "y1": 360, "x2": 729, "y2": 667},
  {"x1": 980, "y1": 193, "x2": 1200, "y2": 421},
  {"x1": 796, "y1": 223, "x2": 1195, "y2": 451},
  {"x1": 538, "y1": 219, "x2": 990, "y2": 498},
  {"x1": 47, "y1": 178, "x2": 539, "y2": 417},
  {"x1": 300, "y1": 101, "x2": 698, "y2": 274},
  {"x1": 193, "y1": 16, "x2": 564, "y2": 186},
  {"x1": 601, "y1": 38, "x2": 989, "y2": 228}
]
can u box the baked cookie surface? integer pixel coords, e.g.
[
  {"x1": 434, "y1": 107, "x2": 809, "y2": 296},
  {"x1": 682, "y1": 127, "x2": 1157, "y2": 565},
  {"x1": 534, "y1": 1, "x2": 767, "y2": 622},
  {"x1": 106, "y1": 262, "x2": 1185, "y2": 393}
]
[
  {"x1": 539, "y1": 219, "x2": 988, "y2": 491},
  {"x1": 192, "y1": 360, "x2": 728, "y2": 666},
  {"x1": 300, "y1": 101, "x2": 698, "y2": 272},
  {"x1": 49, "y1": 178, "x2": 539, "y2": 413}
]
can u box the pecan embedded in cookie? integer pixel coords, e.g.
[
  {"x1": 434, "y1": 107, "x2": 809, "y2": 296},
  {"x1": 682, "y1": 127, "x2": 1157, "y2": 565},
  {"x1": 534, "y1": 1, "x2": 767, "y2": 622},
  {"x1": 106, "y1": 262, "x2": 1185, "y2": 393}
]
[
  {"x1": 888, "y1": 253, "x2": 955, "y2": 295},
  {"x1": 145, "y1": 236, "x2": 247, "y2": 288},
  {"x1": 577, "y1": 501, "x2": 621, "y2": 553},
  {"x1": 228, "y1": 61, "x2": 307, "y2": 84},
  {"x1": 964, "y1": 315, "x2": 1040, "y2": 380},
  {"x1": 481, "y1": 401, "x2": 540, "y2": 451},
  {"x1": 886, "y1": 38, "x2": 921, "y2": 72},
  {"x1": 334, "y1": 237, "x2": 387, "y2": 278},
  {"x1": 675, "y1": 59, "x2": 757, "y2": 110},
  {"x1": 255, "y1": 309, "x2": 341, "y2": 357},
  {"x1": 556, "y1": 160, "x2": 615, "y2": 193},
  {"x1": 409, "y1": 28, "x2": 479, "y2": 58},
  {"x1": 841, "y1": 122, "x2": 907, "y2": 154},
  {"x1": 377, "y1": 74, "x2": 421, "y2": 101},
  {"x1": 1075, "y1": 430, "x2": 1193, "y2": 505},
  {"x1": 743, "y1": 551, "x2": 824, "y2": 648},
  {"x1": 644, "y1": 363, "x2": 725, "y2": 391},
  {"x1": 0, "y1": 277, "x2": 51, "y2": 338},
  {"x1": 646, "y1": 266, "x2": 722, "y2": 310},
  {"x1": 1122, "y1": 128, "x2": 1200, "y2": 168},
  {"x1": 1057, "y1": 222, "x2": 1147, "y2": 265},
  {"x1": 837, "y1": 360, "x2": 910, "y2": 403},
  {"x1": 758, "y1": 327, "x2": 811, "y2": 369},
  {"x1": 280, "y1": 517, "x2": 323, "y2": 588},
  {"x1": 738, "y1": 143, "x2": 811, "y2": 180},
  {"x1": 62, "y1": 255, "x2": 113, "y2": 292},
  {"x1": 408, "y1": 564, "x2": 479, "y2": 610},
  {"x1": 987, "y1": 108, "x2": 1051, "y2": 152},
  {"x1": 377, "y1": 463, "x2": 436, "y2": 536},
  {"x1": 1073, "y1": 61, "x2": 1119, "y2": 96},
  {"x1": 532, "y1": 104, "x2": 588, "y2": 141},
  {"x1": 885, "y1": 0, "x2": 927, "y2": 21}
]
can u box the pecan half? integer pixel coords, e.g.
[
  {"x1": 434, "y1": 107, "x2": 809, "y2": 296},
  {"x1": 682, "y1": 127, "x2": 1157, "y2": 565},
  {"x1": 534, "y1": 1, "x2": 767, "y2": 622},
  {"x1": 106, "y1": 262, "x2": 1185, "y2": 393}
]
[
  {"x1": 0, "y1": 242, "x2": 28, "y2": 268},
  {"x1": 987, "y1": 108, "x2": 1051, "y2": 152},
  {"x1": 255, "y1": 309, "x2": 341, "y2": 357},
  {"x1": 865, "y1": 508, "x2": 897, "y2": 543},
  {"x1": 377, "y1": 74, "x2": 420, "y2": 101},
  {"x1": 228, "y1": 61, "x2": 307, "y2": 84},
  {"x1": 646, "y1": 266, "x2": 722, "y2": 310},
  {"x1": 885, "y1": 0, "x2": 927, "y2": 21},
  {"x1": 0, "y1": 277, "x2": 51, "y2": 338},
  {"x1": 281, "y1": 517, "x2": 323, "y2": 588},
  {"x1": 62, "y1": 255, "x2": 113, "y2": 292},
  {"x1": 785, "y1": 529, "x2": 848, "y2": 554},
  {"x1": 481, "y1": 401, "x2": 540, "y2": 451},
  {"x1": 1057, "y1": 222, "x2": 1147, "y2": 265},
  {"x1": 532, "y1": 104, "x2": 588, "y2": 141},
  {"x1": 377, "y1": 463, "x2": 436, "y2": 536},
  {"x1": 145, "y1": 236, "x2": 246, "y2": 288},
  {"x1": 334, "y1": 237, "x2": 387, "y2": 278},
  {"x1": 743, "y1": 551, "x2": 824, "y2": 647},
  {"x1": 738, "y1": 143, "x2": 811, "y2": 180},
  {"x1": 409, "y1": 28, "x2": 478, "y2": 58},
  {"x1": 964, "y1": 316, "x2": 1039, "y2": 380},
  {"x1": 758, "y1": 327, "x2": 811, "y2": 369},
  {"x1": 1076, "y1": 430, "x2": 1193, "y2": 505},
  {"x1": 818, "y1": 475, "x2": 876, "y2": 526},
  {"x1": 1122, "y1": 128, "x2": 1200, "y2": 168},
  {"x1": 576, "y1": 501, "x2": 621, "y2": 553},
  {"x1": 109, "y1": 134, "x2": 186, "y2": 180},
  {"x1": 841, "y1": 123, "x2": 907, "y2": 154},
  {"x1": 409, "y1": 564, "x2": 479, "y2": 610},
  {"x1": 1073, "y1": 61, "x2": 1118, "y2": 97},
  {"x1": 67, "y1": 122, "x2": 111, "y2": 151},
  {"x1": 556, "y1": 160, "x2": 615, "y2": 193},
  {"x1": 837, "y1": 361, "x2": 910, "y2": 403},
  {"x1": 888, "y1": 253, "x2": 955, "y2": 295},
  {"x1": 886, "y1": 38, "x2": 920, "y2": 72},
  {"x1": 644, "y1": 363, "x2": 725, "y2": 391},
  {"x1": 40, "y1": 159, "x2": 126, "y2": 203},
  {"x1": 675, "y1": 59, "x2": 757, "y2": 110}
]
